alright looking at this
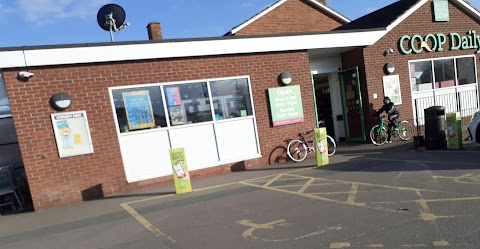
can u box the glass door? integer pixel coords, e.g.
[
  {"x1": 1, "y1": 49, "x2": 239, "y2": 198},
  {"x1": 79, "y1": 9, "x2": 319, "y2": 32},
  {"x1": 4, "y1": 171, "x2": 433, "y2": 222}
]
[{"x1": 339, "y1": 67, "x2": 366, "y2": 142}]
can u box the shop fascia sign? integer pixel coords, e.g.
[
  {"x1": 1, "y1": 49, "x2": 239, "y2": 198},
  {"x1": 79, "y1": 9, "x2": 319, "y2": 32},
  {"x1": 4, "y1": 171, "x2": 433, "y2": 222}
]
[{"x1": 399, "y1": 31, "x2": 480, "y2": 54}]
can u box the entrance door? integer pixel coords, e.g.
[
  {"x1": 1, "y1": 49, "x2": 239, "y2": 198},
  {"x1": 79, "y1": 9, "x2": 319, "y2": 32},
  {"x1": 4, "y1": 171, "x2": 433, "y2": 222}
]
[
  {"x1": 313, "y1": 74, "x2": 335, "y2": 138},
  {"x1": 339, "y1": 67, "x2": 366, "y2": 142}
]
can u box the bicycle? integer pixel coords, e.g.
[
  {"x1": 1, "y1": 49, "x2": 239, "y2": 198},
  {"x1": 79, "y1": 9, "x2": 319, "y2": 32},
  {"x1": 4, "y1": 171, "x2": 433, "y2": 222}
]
[
  {"x1": 286, "y1": 129, "x2": 336, "y2": 162},
  {"x1": 370, "y1": 115, "x2": 413, "y2": 146}
]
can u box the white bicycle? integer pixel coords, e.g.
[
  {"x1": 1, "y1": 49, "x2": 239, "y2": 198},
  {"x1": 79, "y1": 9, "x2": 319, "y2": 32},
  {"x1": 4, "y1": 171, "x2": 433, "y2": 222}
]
[{"x1": 286, "y1": 129, "x2": 336, "y2": 162}]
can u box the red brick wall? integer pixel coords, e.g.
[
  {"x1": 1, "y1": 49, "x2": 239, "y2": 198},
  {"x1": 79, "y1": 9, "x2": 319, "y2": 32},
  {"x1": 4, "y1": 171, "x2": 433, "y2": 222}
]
[
  {"x1": 363, "y1": 0, "x2": 480, "y2": 131},
  {"x1": 4, "y1": 51, "x2": 315, "y2": 209},
  {"x1": 235, "y1": 0, "x2": 344, "y2": 36}
]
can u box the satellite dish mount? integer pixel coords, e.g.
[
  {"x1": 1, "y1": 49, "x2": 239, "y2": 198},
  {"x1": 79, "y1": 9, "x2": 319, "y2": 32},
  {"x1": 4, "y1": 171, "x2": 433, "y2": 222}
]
[{"x1": 97, "y1": 4, "x2": 130, "y2": 42}]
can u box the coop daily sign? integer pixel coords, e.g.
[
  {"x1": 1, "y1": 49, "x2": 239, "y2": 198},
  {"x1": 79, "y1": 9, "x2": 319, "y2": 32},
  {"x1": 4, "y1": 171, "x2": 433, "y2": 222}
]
[
  {"x1": 399, "y1": 31, "x2": 480, "y2": 54},
  {"x1": 268, "y1": 85, "x2": 304, "y2": 127}
]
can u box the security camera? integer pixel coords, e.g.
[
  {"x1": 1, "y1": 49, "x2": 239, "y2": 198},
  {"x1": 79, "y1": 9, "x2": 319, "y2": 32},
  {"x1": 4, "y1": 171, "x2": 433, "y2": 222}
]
[{"x1": 18, "y1": 71, "x2": 34, "y2": 78}]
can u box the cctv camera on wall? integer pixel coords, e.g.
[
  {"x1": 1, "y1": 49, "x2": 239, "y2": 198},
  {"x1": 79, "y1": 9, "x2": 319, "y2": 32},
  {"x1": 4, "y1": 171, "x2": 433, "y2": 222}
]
[{"x1": 18, "y1": 71, "x2": 34, "y2": 78}]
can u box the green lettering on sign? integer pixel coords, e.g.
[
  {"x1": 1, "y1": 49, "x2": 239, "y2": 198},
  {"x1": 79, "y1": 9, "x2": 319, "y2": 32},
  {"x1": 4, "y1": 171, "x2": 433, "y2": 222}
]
[{"x1": 433, "y1": 0, "x2": 449, "y2": 22}]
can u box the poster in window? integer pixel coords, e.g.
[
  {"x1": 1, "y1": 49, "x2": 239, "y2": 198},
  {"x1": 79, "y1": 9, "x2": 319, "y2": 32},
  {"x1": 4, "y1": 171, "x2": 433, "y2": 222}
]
[
  {"x1": 383, "y1": 75, "x2": 402, "y2": 105},
  {"x1": 166, "y1": 87, "x2": 182, "y2": 106},
  {"x1": 169, "y1": 106, "x2": 186, "y2": 125},
  {"x1": 122, "y1": 90, "x2": 155, "y2": 130},
  {"x1": 51, "y1": 111, "x2": 94, "y2": 158}
]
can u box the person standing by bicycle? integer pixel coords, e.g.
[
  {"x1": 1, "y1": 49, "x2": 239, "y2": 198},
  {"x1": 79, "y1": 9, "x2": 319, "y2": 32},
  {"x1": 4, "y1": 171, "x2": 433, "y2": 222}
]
[{"x1": 375, "y1": 96, "x2": 400, "y2": 143}]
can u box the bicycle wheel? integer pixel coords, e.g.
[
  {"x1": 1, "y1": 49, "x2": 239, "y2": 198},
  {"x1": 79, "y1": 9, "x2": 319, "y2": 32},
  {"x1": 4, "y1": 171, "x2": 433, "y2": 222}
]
[
  {"x1": 370, "y1": 125, "x2": 387, "y2": 146},
  {"x1": 287, "y1": 139, "x2": 308, "y2": 162},
  {"x1": 398, "y1": 120, "x2": 413, "y2": 141},
  {"x1": 268, "y1": 146, "x2": 289, "y2": 165},
  {"x1": 326, "y1": 135, "x2": 336, "y2": 156}
]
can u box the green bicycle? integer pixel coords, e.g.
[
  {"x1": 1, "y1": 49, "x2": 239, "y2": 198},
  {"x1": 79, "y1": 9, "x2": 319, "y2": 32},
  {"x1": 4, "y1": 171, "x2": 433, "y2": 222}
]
[{"x1": 370, "y1": 115, "x2": 413, "y2": 146}]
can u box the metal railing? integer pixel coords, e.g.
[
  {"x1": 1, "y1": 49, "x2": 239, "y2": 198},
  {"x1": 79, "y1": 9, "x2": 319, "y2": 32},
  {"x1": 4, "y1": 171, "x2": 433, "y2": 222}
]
[{"x1": 413, "y1": 88, "x2": 479, "y2": 138}]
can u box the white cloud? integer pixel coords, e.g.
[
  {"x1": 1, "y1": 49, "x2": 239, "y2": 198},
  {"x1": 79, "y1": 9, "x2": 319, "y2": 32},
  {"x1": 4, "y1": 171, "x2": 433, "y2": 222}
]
[
  {"x1": 17, "y1": 0, "x2": 111, "y2": 25},
  {"x1": 240, "y1": 2, "x2": 256, "y2": 8}
]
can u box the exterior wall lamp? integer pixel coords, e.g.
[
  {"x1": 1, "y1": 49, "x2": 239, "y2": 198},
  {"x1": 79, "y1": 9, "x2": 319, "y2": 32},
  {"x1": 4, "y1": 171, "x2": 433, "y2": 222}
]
[
  {"x1": 384, "y1": 48, "x2": 394, "y2": 56},
  {"x1": 51, "y1": 92, "x2": 72, "y2": 111},
  {"x1": 385, "y1": 62, "x2": 396, "y2": 74},
  {"x1": 279, "y1": 72, "x2": 293, "y2": 85}
]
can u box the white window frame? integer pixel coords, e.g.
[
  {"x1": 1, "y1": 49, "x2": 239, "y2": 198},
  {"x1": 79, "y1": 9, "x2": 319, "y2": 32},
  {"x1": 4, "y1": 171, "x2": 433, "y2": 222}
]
[
  {"x1": 409, "y1": 54, "x2": 480, "y2": 124},
  {"x1": 408, "y1": 54, "x2": 478, "y2": 94},
  {"x1": 110, "y1": 76, "x2": 258, "y2": 134},
  {"x1": 108, "y1": 76, "x2": 261, "y2": 181}
]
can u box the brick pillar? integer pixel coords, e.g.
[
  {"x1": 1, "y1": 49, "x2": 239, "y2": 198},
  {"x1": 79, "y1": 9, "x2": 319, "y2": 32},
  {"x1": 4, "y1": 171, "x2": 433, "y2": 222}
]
[{"x1": 147, "y1": 22, "x2": 162, "y2": 40}]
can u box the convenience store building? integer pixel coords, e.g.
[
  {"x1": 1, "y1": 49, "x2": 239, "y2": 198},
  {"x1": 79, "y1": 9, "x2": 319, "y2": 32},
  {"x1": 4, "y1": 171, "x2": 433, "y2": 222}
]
[{"x1": 0, "y1": 0, "x2": 479, "y2": 209}]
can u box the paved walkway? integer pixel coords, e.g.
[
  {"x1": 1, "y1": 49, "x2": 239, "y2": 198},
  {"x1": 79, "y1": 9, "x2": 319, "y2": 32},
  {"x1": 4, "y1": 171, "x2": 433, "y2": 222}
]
[{"x1": 0, "y1": 142, "x2": 480, "y2": 248}]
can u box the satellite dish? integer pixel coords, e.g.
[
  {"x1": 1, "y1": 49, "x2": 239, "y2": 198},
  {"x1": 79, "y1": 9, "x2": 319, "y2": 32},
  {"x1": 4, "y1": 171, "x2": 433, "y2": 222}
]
[{"x1": 97, "y1": 4, "x2": 129, "y2": 42}]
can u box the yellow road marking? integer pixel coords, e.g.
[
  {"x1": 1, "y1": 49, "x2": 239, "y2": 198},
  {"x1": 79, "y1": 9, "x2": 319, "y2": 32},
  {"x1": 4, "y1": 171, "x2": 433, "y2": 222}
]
[
  {"x1": 347, "y1": 183, "x2": 365, "y2": 206},
  {"x1": 237, "y1": 219, "x2": 341, "y2": 242},
  {"x1": 432, "y1": 241, "x2": 449, "y2": 247},
  {"x1": 433, "y1": 174, "x2": 480, "y2": 184},
  {"x1": 368, "y1": 244, "x2": 384, "y2": 248},
  {"x1": 263, "y1": 174, "x2": 285, "y2": 187},
  {"x1": 356, "y1": 157, "x2": 480, "y2": 165},
  {"x1": 121, "y1": 166, "x2": 315, "y2": 239},
  {"x1": 297, "y1": 178, "x2": 316, "y2": 193},
  {"x1": 330, "y1": 242, "x2": 351, "y2": 248},
  {"x1": 121, "y1": 203, "x2": 176, "y2": 243},
  {"x1": 415, "y1": 191, "x2": 447, "y2": 243}
]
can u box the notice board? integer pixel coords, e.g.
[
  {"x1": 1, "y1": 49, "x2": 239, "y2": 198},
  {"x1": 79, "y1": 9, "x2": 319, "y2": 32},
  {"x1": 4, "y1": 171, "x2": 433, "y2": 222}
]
[{"x1": 51, "y1": 111, "x2": 94, "y2": 158}]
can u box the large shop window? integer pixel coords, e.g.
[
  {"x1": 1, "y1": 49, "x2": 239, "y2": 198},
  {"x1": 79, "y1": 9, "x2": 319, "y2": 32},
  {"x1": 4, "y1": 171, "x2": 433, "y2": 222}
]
[
  {"x1": 110, "y1": 76, "x2": 260, "y2": 182},
  {"x1": 410, "y1": 61, "x2": 433, "y2": 92},
  {"x1": 410, "y1": 56, "x2": 477, "y2": 92},
  {"x1": 434, "y1": 59, "x2": 454, "y2": 89},
  {"x1": 210, "y1": 78, "x2": 253, "y2": 120},
  {"x1": 457, "y1": 57, "x2": 476, "y2": 85},
  {"x1": 112, "y1": 86, "x2": 167, "y2": 133},
  {"x1": 164, "y1": 82, "x2": 212, "y2": 126}
]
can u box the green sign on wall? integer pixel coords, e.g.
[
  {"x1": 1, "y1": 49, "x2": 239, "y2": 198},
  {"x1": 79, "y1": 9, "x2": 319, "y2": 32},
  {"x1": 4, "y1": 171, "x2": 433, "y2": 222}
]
[
  {"x1": 433, "y1": 0, "x2": 449, "y2": 22},
  {"x1": 268, "y1": 85, "x2": 304, "y2": 127}
]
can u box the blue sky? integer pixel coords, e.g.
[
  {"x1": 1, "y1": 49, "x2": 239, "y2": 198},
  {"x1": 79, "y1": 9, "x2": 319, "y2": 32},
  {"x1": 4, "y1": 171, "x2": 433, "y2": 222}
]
[{"x1": 0, "y1": 0, "x2": 479, "y2": 47}]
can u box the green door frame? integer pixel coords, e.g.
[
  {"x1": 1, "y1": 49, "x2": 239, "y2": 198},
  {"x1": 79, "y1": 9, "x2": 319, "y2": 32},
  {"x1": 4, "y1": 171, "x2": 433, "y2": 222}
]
[
  {"x1": 311, "y1": 72, "x2": 319, "y2": 128},
  {"x1": 339, "y1": 67, "x2": 366, "y2": 142}
]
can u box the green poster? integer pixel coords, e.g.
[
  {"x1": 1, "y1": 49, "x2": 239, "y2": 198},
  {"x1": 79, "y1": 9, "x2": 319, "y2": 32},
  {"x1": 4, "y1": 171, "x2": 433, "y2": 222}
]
[
  {"x1": 268, "y1": 85, "x2": 304, "y2": 127},
  {"x1": 169, "y1": 148, "x2": 193, "y2": 194},
  {"x1": 433, "y1": 0, "x2": 449, "y2": 22},
  {"x1": 446, "y1": 112, "x2": 462, "y2": 150},
  {"x1": 314, "y1": 128, "x2": 329, "y2": 167}
]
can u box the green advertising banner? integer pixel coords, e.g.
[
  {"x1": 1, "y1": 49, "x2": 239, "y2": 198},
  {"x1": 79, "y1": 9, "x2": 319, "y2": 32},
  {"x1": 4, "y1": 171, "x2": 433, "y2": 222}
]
[
  {"x1": 446, "y1": 112, "x2": 463, "y2": 150},
  {"x1": 315, "y1": 128, "x2": 329, "y2": 167},
  {"x1": 268, "y1": 85, "x2": 304, "y2": 127},
  {"x1": 169, "y1": 148, "x2": 193, "y2": 194},
  {"x1": 433, "y1": 0, "x2": 449, "y2": 22}
]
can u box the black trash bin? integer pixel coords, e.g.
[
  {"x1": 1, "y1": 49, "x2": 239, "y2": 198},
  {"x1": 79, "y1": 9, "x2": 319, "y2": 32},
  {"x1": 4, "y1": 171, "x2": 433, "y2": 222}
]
[{"x1": 424, "y1": 106, "x2": 446, "y2": 149}]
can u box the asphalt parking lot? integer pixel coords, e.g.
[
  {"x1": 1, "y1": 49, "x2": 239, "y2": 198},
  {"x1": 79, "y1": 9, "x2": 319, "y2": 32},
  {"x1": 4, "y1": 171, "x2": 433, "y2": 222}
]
[{"x1": 1, "y1": 141, "x2": 480, "y2": 249}]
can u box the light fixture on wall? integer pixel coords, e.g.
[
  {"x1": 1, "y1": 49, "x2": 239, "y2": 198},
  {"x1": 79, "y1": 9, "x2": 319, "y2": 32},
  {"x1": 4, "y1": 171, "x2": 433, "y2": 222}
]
[
  {"x1": 18, "y1": 71, "x2": 35, "y2": 79},
  {"x1": 51, "y1": 92, "x2": 72, "y2": 111},
  {"x1": 385, "y1": 62, "x2": 396, "y2": 74},
  {"x1": 383, "y1": 48, "x2": 394, "y2": 56},
  {"x1": 279, "y1": 72, "x2": 293, "y2": 85}
]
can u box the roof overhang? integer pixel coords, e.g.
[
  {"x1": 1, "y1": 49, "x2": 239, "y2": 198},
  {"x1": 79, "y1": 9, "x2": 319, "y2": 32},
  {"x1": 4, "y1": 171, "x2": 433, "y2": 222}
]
[{"x1": 0, "y1": 29, "x2": 387, "y2": 68}]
